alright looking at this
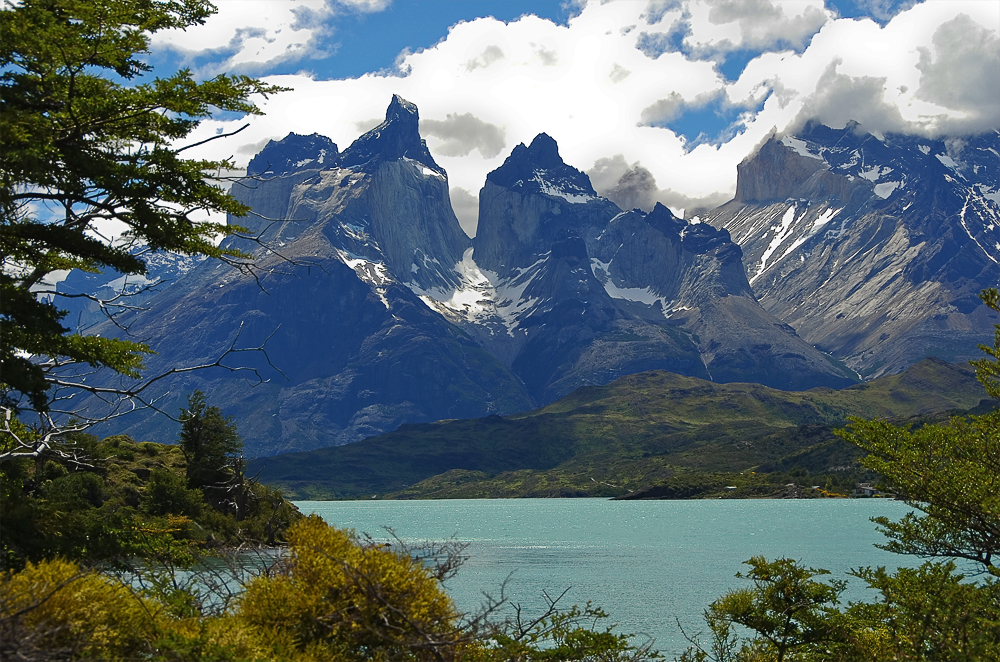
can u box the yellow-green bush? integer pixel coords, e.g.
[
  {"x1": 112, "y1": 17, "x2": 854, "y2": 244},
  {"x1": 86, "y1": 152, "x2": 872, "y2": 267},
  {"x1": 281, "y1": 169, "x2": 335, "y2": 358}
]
[
  {"x1": 1, "y1": 558, "x2": 158, "y2": 659},
  {"x1": 2, "y1": 517, "x2": 659, "y2": 661},
  {"x1": 238, "y1": 515, "x2": 465, "y2": 661}
]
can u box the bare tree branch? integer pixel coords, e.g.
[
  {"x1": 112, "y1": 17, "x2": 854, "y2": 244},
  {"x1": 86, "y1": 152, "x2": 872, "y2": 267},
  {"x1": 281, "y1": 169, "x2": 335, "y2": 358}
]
[{"x1": 175, "y1": 123, "x2": 250, "y2": 154}]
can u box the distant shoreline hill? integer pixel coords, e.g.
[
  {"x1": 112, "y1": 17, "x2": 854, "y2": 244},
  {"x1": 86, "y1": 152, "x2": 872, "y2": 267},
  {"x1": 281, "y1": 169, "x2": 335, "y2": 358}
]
[
  {"x1": 80, "y1": 96, "x2": 858, "y2": 457},
  {"x1": 700, "y1": 122, "x2": 1000, "y2": 379},
  {"x1": 250, "y1": 357, "x2": 989, "y2": 500}
]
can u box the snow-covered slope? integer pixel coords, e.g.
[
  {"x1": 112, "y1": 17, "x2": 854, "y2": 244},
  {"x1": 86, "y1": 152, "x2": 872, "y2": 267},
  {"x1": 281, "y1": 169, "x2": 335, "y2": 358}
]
[{"x1": 702, "y1": 122, "x2": 1000, "y2": 377}]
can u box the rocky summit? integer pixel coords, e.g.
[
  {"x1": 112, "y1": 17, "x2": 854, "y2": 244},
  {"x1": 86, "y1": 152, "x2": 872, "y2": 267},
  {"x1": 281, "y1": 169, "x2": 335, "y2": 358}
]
[
  {"x1": 440, "y1": 134, "x2": 856, "y2": 403},
  {"x1": 83, "y1": 95, "x2": 527, "y2": 456},
  {"x1": 700, "y1": 122, "x2": 1000, "y2": 378},
  {"x1": 87, "y1": 97, "x2": 1000, "y2": 456}
]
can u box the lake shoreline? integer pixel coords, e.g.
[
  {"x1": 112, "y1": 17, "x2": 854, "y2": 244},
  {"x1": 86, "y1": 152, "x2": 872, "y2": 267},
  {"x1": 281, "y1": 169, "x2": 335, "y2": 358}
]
[{"x1": 296, "y1": 498, "x2": 915, "y2": 657}]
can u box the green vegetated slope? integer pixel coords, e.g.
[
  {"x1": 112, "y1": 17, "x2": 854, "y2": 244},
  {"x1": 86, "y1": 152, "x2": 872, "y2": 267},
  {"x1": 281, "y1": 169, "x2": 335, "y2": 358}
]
[
  {"x1": 253, "y1": 357, "x2": 988, "y2": 500},
  {"x1": 1, "y1": 433, "x2": 301, "y2": 570}
]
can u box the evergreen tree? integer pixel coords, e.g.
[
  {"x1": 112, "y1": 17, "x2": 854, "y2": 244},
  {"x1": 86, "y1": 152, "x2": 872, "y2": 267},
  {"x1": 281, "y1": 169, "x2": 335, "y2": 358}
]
[
  {"x1": 179, "y1": 390, "x2": 241, "y2": 491},
  {"x1": 0, "y1": 0, "x2": 283, "y2": 421}
]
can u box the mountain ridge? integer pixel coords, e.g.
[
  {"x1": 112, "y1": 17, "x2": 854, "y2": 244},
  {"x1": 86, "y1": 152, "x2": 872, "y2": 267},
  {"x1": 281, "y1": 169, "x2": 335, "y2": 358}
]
[
  {"x1": 250, "y1": 356, "x2": 988, "y2": 499},
  {"x1": 73, "y1": 98, "x2": 996, "y2": 456},
  {"x1": 702, "y1": 122, "x2": 1000, "y2": 377}
]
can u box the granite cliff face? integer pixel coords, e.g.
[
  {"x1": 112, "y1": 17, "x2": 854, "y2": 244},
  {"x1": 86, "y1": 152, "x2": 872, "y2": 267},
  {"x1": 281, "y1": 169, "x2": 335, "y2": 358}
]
[
  {"x1": 701, "y1": 122, "x2": 1000, "y2": 377},
  {"x1": 86, "y1": 96, "x2": 529, "y2": 456},
  {"x1": 84, "y1": 99, "x2": 857, "y2": 455},
  {"x1": 420, "y1": 134, "x2": 855, "y2": 401}
]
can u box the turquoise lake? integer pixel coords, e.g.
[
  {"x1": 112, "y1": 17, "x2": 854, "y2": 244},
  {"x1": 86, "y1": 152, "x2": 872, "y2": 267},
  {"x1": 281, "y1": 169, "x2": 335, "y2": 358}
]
[{"x1": 297, "y1": 498, "x2": 915, "y2": 657}]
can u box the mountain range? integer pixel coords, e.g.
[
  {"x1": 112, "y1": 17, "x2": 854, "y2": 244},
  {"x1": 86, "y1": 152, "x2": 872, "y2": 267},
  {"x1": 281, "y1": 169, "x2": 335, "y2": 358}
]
[{"x1": 75, "y1": 96, "x2": 999, "y2": 457}]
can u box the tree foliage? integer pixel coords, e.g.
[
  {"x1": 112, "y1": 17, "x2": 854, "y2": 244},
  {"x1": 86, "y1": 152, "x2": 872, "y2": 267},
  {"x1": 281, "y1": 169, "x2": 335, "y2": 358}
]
[
  {"x1": 838, "y1": 289, "x2": 1000, "y2": 576},
  {"x1": 238, "y1": 515, "x2": 467, "y2": 661},
  {"x1": 0, "y1": 0, "x2": 283, "y2": 417},
  {"x1": 842, "y1": 562, "x2": 1000, "y2": 661},
  {"x1": 0, "y1": 426, "x2": 300, "y2": 572},
  {"x1": 837, "y1": 412, "x2": 999, "y2": 574},
  {"x1": 972, "y1": 287, "x2": 1000, "y2": 400},
  {"x1": 677, "y1": 557, "x2": 846, "y2": 662},
  {"x1": 179, "y1": 390, "x2": 242, "y2": 490}
]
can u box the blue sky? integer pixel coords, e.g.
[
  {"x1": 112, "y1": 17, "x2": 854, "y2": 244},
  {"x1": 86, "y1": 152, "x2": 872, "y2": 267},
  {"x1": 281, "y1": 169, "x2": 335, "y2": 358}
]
[
  {"x1": 149, "y1": 0, "x2": 1000, "y2": 233},
  {"x1": 153, "y1": 2, "x2": 574, "y2": 80}
]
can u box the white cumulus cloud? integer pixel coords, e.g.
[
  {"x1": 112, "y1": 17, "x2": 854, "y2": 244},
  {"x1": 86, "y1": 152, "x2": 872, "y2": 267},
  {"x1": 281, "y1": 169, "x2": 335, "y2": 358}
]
[
  {"x1": 686, "y1": 0, "x2": 832, "y2": 54},
  {"x1": 151, "y1": 0, "x2": 348, "y2": 73},
  {"x1": 170, "y1": 0, "x2": 1000, "y2": 234}
]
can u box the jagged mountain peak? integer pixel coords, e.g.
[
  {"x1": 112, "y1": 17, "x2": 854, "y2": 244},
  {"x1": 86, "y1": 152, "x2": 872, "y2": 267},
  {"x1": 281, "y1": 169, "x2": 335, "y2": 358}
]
[
  {"x1": 637, "y1": 203, "x2": 734, "y2": 254},
  {"x1": 703, "y1": 120, "x2": 1000, "y2": 379},
  {"x1": 522, "y1": 132, "x2": 563, "y2": 168},
  {"x1": 85, "y1": 113, "x2": 873, "y2": 454},
  {"x1": 246, "y1": 132, "x2": 338, "y2": 177},
  {"x1": 735, "y1": 132, "x2": 852, "y2": 204},
  {"x1": 339, "y1": 94, "x2": 441, "y2": 172},
  {"x1": 487, "y1": 132, "x2": 597, "y2": 201},
  {"x1": 645, "y1": 202, "x2": 685, "y2": 228},
  {"x1": 387, "y1": 93, "x2": 418, "y2": 117}
]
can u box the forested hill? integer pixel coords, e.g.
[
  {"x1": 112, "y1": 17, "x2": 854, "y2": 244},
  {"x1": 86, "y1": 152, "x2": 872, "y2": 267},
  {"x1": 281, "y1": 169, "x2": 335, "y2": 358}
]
[
  {"x1": 1, "y1": 403, "x2": 301, "y2": 571},
  {"x1": 252, "y1": 356, "x2": 988, "y2": 500}
]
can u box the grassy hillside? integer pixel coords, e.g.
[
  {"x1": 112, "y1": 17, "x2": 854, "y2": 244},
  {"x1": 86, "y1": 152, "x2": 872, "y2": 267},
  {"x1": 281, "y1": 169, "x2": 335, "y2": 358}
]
[{"x1": 252, "y1": 357, "x2": 989, "y2": 499}]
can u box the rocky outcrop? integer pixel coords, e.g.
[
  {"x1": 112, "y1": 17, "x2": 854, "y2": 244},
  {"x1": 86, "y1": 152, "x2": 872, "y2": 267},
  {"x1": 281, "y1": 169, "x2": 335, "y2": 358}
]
[
  {"x1": 735, "y1": 133, "x2": 858, "y2": 204},
  {"x1": 702, "y1": 122, "x2": 1000, "y2": 377},
  {"x1": 462, "y1": 136, "x2": 856, "y2": 401},
  {"x1": 473, "y1": 134, "x2": 618, "y2": 276},
  {"x1": 586, "y1": 204, "x2": 853, "y2": 392},
  {"x1": 339, "y1": 95, "x2": 439, "y2": 172},
  {"x1": 247, "y1": 133, "x2": 338, "y2": 177}
]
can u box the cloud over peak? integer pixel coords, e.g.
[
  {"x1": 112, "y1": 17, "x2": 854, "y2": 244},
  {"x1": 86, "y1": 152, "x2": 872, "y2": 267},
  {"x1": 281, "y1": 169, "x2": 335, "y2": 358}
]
[
  {"x1": 170, "y1": 0, "x2": 1000, "y2": 233},
  {"x1": 421, "y1": 113, "x2": 507, "y2": 159}
]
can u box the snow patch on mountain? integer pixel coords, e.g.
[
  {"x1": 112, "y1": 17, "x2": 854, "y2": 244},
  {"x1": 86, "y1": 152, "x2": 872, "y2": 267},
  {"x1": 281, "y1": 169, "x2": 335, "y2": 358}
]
[
  {"x1": 404, "y1": 157, "x2": 446, "y2": 181},
  {"x1": 91, "y1": 251, "x2": 207, "y2": 293},
  {"x1": 959, "y1": 193, "x2": 998, "y2": 265},
  {"x1": 491, "y1": 256, "x2": 549, "y2": 331},
  {"x1": 751, "y1": 205, "x2": 797, "y2": 285},
  {"x1": 874, "y1": 181, "x2": 900, "y2": 199},
  {"x1": 780, "y1": 135, "x2": 823, "y2": 161},
  {"x1": 533, "y1": 173, "x2": 595, "y2": 204},
  {"x1": 838, "y1": 151, "x2": 860, "y2": 170},
  {"x1": 978, "y1": 184, "x2": 1000, "y2": 205},
  {"x1": 860, "y1": 165, "x2": 893, "y2": 182},
  {"x1": 410, "y1": 248, "x2": 494, "y2": 323},
  {"x1": 811, "y1": 206, "x2": 840, "y2": 233},
  {"x1": 591, "y1": 258, "x2": 672, "y2": 318},
  {"x1": 335, "y1": 248, "x2": 393, "y2": 306},
  {"x1": 936, "y1": 153, "x2": 961, "y2": 173},
  {"x1": 408, "y1": 248, "x2": 550, "y2": 335},
  {"x1": 340, "y1": 221, "x2": 370, "y2": 241}
]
